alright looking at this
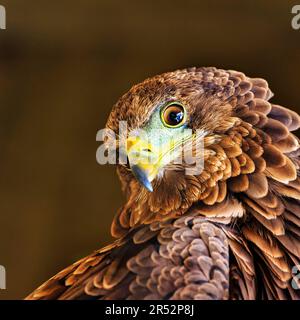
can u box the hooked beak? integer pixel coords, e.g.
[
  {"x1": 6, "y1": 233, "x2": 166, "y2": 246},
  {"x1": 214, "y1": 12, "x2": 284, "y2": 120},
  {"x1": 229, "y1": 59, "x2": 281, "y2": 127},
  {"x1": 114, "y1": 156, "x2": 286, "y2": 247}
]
[{"x1": 126, "y1": 136, "x2": 160, "y2": 192}]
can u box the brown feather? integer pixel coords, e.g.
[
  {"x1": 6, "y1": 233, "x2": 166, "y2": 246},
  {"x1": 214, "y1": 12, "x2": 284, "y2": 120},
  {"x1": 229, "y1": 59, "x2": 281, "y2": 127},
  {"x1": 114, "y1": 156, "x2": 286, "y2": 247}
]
[{"x1": 246, "y1": 172, "x2": 268, "y2": 199}]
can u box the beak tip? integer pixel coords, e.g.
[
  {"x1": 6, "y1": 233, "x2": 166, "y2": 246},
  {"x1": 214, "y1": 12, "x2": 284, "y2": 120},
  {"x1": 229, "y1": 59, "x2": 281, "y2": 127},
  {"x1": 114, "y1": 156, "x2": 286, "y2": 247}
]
[
  {"x1": 131, "y1": 165, "x2": 153, "y2": 192},
  {"x1": 145, "y1": 183, "x2": 153, "y2": 193}
]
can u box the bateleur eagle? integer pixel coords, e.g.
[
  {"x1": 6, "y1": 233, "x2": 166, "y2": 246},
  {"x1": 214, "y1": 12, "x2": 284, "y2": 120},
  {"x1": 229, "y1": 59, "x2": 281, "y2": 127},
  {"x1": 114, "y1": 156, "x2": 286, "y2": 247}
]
[{"x1": 26, "y1": 67, "x2": 300, "y2": 300}]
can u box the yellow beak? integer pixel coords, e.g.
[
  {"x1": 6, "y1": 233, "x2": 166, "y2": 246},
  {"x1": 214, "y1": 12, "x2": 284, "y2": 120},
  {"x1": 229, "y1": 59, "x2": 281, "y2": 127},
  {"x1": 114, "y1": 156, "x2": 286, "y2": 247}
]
[{"x1": 126, "y1": 136, "x2": 160, "y2": 192}]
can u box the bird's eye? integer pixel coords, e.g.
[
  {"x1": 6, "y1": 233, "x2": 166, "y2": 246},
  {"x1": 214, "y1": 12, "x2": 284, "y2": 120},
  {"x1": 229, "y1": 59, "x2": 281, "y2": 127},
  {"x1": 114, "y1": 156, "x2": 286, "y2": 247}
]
[{"x1": 161, "y1": 103, "x2": 186, "y2": 128}]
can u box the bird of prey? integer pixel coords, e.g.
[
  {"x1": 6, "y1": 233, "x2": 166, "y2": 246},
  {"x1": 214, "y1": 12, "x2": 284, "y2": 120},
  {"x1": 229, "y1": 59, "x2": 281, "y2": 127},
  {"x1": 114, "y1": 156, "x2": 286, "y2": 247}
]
[{"x1": 26, "y1": 67, "x2": 300, "y2": 300}]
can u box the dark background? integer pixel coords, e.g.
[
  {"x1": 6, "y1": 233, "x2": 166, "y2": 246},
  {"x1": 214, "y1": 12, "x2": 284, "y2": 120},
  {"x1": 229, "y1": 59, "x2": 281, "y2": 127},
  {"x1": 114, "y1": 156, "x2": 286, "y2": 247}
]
[{"x1": 0, "y1": 0, "x2": 299, "y2": 299}]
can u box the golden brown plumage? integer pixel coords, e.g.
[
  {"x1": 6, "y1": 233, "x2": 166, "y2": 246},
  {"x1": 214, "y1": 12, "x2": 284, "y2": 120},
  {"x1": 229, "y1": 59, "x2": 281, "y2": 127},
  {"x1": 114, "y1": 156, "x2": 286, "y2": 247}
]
[{"x1": 26, "y1": 67, "x2": 300, "y2": 300}]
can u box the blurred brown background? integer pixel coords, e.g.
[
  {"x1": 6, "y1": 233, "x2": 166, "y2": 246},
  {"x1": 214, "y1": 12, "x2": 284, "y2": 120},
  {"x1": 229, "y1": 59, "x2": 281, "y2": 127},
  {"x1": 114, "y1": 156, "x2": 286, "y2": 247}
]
[{"x1": 0, "y1": 0, "x2": 299, "y2": 299}]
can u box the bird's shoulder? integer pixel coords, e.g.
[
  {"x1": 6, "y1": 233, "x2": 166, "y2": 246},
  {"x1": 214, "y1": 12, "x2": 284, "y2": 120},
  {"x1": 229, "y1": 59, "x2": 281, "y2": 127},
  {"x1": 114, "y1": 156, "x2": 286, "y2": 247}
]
[{"x1": 26, "y1": 215, "x2": 231, "y2": 300}]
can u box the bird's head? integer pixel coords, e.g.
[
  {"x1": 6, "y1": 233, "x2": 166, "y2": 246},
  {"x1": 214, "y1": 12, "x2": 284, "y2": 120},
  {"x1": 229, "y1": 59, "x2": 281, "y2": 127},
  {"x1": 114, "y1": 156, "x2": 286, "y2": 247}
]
[
  {"x1": 107, "y1": 70, "x2": 235, "y2": 185},
  {"x1": 104, "y1": 67, "x2": 288, "y2": 237}
]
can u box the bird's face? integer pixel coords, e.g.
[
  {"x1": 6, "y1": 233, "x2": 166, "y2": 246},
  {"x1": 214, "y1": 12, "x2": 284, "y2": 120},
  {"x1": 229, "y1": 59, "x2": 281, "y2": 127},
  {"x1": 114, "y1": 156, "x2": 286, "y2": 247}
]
[
  {"x1": 125, "y1": 100, "x2": 191, "y2": 192},
  {"x1": 106, "y1": 69, "x2": 241, "y2": 218}
]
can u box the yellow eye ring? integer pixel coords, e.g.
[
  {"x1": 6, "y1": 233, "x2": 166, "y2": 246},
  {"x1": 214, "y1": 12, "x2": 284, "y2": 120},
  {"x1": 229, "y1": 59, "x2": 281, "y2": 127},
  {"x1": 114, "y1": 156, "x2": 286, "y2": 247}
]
[{"x1": 161, "y1": 102, "x2": 187, "y2": 128}]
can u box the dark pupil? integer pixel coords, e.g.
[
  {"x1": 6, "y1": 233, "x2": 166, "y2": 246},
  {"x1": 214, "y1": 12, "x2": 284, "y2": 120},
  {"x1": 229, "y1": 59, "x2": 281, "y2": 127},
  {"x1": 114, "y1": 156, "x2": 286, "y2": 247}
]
[{"x1": 168, "y1": 110, "x2": 183, "y2": 125}]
